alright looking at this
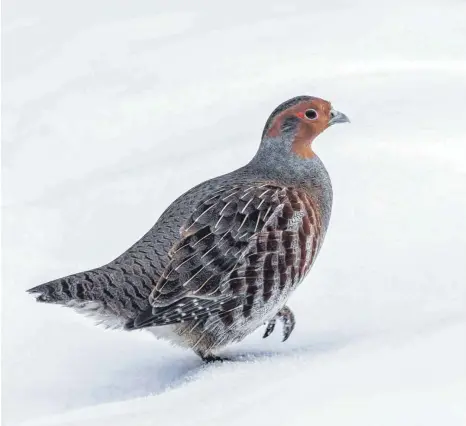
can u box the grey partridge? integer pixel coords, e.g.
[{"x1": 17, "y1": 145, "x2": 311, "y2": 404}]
[{"x1": 28, "y1": 95, "x2": 349, "y2": 361}]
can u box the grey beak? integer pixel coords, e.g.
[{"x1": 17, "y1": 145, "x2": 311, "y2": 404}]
[{"x1": 329, "y1": 108, "x2": 350, "y2": 125}]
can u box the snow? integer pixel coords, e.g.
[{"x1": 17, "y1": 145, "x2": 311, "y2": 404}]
[
  {"x1": 13, "y1": 323, "x2": 466, "y2": 426},
  {"x1": 2, "y1": 0, "x2": 466, "y2": 425}
]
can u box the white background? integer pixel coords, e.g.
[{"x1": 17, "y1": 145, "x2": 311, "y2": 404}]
[{"x1": 2, "y1": 0, "x2": 466, "y2": 424}]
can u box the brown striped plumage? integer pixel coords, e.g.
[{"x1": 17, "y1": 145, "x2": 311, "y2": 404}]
[
  {"x1": 132, "y1": 185, "x2": 323, "y2": 330},
  {"x1": 28, "y1": 96, "x2": 349, "y2": 361}
]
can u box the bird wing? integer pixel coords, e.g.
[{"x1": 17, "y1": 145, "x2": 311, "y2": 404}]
[{"x1": 129, "y1": 184, "x2": 322, "y2": 329}]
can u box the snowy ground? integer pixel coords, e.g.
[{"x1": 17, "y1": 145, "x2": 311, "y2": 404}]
[{"x1": 2, "y1": 0, "x2": 466, "y2": 425}]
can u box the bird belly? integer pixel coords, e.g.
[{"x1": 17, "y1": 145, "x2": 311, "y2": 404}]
[{"x1": 148, "y1": 325, "x2": 194, "y2": 349}]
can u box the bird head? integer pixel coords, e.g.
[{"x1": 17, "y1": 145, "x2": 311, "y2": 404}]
[{"x1": 260, "y1": 96, "x2": 350, "y2": 159}]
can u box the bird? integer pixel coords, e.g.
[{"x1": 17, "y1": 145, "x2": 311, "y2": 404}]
[{"x1": 27, "y1": 95, "x2": 349, "y2": 362}]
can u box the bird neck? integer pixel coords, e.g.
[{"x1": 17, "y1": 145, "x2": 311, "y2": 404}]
[
  {"x1": 249, "y1": 135, "x2": 324, "y2": 183},
  {"x1": 247, "y1": 135, "x2": 333, "y2": 228}
]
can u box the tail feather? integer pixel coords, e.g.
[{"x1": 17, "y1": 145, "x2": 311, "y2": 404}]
[
  {"x1": 27, "y1": 266, "x2": 150, "y2": 328},
  {"x1": 28, "y1": 276, "x2": 88, "y2": 304}
]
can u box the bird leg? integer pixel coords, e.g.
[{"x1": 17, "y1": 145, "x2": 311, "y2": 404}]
[
  {"x1": 263, "y1": 305, "x2": 296, "y2": 342},
  {"x1": 195, "y1": 350, "x2": 232, "y2": 363}
]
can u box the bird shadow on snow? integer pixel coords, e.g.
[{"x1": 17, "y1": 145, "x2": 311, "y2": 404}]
[
  {"x1": 32, "y1": 312, "x2": 463, "y2": 421},
  {"x1": 113, "y1": 314, "x2": 457, "y2": 408},
  {"x1": 110, "y1": 315, "x2": 460, "y2": 406},
  {"x1": 107, "y1": 330, "x2": 356, "y2": 403}
]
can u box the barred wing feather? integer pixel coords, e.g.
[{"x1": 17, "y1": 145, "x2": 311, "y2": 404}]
[{"x1": 130, "y1": 184, "x2": 322, "y2": 329}]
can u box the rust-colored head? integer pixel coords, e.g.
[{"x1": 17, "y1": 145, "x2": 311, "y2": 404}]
[{"x1": 262, "y1": 96, "x2": 350, "y2": 159}]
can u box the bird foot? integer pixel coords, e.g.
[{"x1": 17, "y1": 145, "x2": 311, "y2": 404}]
[
  {"x1": 263, "y1": 318, "x2": 277, "y2": 339},
  {"x1": 263, "y1": 305, "x2": 296, "y2": 342},
  {"x1": 196, "y1": 351, "x2": 233, "y2": 363}
]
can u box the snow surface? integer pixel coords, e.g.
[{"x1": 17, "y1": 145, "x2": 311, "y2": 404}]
[{"x1": 2, "y1": 0, "x2": 466, "y2": 425}]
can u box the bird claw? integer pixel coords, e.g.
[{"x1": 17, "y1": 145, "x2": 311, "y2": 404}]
[
  {"x1": 281, "y1": 312, "x2": 295, "y2": 342},
  {"x1": 202, "y1": 354, "x2": 232, "y2": 363},
  {"x1": 263, "y1": 318, "x2": 276, "y2": 339},
  {"x1": 263, "y1": 306, "x2": 295, "y2": 342},
  {"x1": 196, "y1": 350, "x2": 233, "y2": 363}
]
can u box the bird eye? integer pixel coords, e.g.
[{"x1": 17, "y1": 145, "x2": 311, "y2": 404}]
[{"x1": 304, "y1": 109, "x2": 318, "y2": 120}]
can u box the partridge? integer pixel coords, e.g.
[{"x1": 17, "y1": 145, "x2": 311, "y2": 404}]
[{"x1": 28, "y1": 96, "x2": 349, "y2": 361}]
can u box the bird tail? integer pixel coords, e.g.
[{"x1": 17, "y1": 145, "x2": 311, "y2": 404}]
[
  {"x1": 28, "y1": 273, "x2": 89, "y2": 304},
  {"x1": 27, "y1": 267, "x2": 139, "y2": 328}
]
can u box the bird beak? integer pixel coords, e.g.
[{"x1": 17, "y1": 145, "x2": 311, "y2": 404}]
[{"x1": 328, "y1": 108, "x2": 350, "y2": 126}]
